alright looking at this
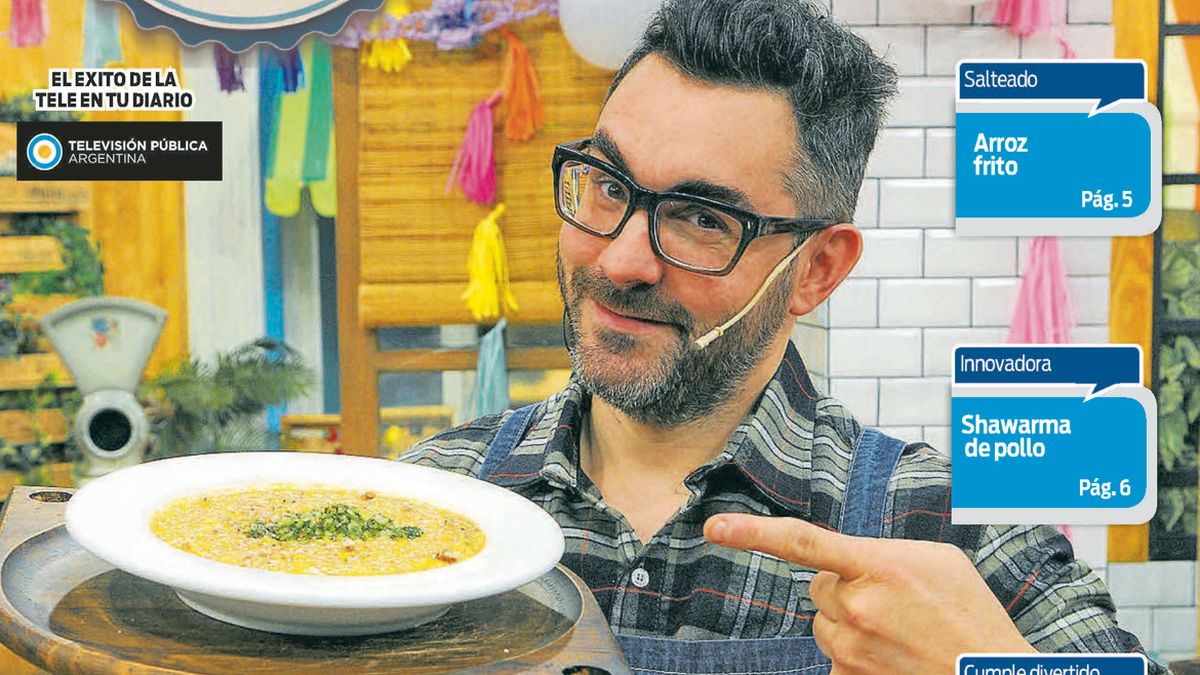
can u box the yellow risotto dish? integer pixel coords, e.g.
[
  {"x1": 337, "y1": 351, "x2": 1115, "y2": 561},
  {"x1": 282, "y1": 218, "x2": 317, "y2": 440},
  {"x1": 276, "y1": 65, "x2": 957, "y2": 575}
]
[{"x1": 150, "y1": 485, "x2": 486, "y2": 575}]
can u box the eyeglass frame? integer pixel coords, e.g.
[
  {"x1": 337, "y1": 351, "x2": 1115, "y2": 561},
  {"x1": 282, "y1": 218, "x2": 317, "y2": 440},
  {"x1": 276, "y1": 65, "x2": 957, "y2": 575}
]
[{"x1": 551, "y1": 138, "x2": 837, "y2": 276}]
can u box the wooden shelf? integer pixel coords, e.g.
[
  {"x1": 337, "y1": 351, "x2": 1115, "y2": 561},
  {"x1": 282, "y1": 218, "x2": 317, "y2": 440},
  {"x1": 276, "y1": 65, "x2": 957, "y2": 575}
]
[
  {"x1": 0, "y1": 354, "x2": 73, "y2": 391},
  {"x1": 0, "y1": 236, "x2": 64, "y2": 274},
  {"x1": 0, "y1": 410, "x2": 67, "y2": 444}
]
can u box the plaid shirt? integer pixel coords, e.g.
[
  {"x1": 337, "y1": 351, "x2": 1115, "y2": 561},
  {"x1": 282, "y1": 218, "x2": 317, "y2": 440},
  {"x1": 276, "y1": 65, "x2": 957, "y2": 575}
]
[{"x1": 401, "y1": 342, "x2": 1164, "y2": 672}]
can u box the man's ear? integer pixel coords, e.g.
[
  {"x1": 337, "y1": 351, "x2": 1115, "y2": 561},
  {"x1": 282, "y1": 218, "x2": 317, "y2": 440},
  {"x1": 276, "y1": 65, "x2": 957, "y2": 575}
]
[{"x1": 789, "y1": 223, "x2": 863, "y2": 317}]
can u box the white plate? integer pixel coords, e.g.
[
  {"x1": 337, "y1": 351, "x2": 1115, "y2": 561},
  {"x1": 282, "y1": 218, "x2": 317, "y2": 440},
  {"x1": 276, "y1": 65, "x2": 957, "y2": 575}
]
[{"x1": 65, "y1": 452, "x2": 565, "y2": 636}]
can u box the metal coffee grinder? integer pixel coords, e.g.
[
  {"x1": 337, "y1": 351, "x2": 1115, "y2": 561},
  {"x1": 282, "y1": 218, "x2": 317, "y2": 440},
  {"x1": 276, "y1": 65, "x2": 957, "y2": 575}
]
[{"x1": 41, "y1": 297, "x2": 167, "y2": 482}]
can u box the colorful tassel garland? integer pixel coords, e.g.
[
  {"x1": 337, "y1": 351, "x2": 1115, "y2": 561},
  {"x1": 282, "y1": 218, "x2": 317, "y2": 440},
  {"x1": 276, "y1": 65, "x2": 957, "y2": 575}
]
[
  {"x1": 10, "y1": 0, "x2": 47, "y2": 48},
  {"x1": 83, "y1": 0, "x2": 122, "y2": 68},
  {"x1": 498, "y1": 26, "x2": 545, "y2": 142},
  {"x1": 214, "y1": 45, "x2": 245, "y2": 93},
  {"x1": 993, "y1": 0, "x2": 1075, "y2": 58},
  {"x1": 362, "y1": 0, "x2": 413, "y2": 73},
  {"x1": 446, "y1": 91, "x2": 501, "y2": 204},
  {"x1": 279, "y1": 47, "x2": 306, "y2": 93},
  {"x1": 462, "y1": 203, "x2": 519, "y2": 322}
]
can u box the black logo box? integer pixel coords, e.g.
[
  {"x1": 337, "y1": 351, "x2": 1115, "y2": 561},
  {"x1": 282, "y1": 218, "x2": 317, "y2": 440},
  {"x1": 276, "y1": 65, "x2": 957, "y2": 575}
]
[{"x1": 17, "y1": 121, "x2": 222, "y2": 181}]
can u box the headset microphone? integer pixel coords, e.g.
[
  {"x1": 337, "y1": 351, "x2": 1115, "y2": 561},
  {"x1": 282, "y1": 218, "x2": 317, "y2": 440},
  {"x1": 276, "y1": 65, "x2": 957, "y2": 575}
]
[{"x1": 693, "y1": 243, "x2": 808, "y2": 350}]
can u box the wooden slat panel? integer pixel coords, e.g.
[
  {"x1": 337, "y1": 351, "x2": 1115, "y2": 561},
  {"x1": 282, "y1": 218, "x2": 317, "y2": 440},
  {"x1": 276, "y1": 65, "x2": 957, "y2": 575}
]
[
  {"x1": 0, "y1": 237, "x2": 64, "y2": 274},
  {"x1": 0, "y1": 410, "x2": 68, "y2": 444},
  {"x1": 8, "y1": 294, "x2": 76, "y2": 319},
  {"x1": 356, "y1": 9, "x2": 612, "y2": 293},
  {"x1": 374, "y1": 346, "x2": 569, "y2": 372},
  {"x1": 0, "y1": 354, "x2": 73, "y2": 391},
  {"x1": 360, "y1": 280, "x2": 564, "y2": 327},
  {"x1": 0, "y1": 179, "x2": 91, "y2": 214}
]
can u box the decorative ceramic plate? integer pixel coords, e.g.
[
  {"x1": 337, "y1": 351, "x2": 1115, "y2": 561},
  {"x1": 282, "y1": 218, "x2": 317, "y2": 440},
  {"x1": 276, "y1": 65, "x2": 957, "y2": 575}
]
[{"x1": 65, "y1": 452, "x2": 565, "y2": 636}]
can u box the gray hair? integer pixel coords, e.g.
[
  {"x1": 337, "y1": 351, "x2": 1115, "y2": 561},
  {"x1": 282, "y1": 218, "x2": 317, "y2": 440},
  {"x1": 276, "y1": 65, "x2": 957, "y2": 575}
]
[{"x1": 607, "y1": 0, "x2": 898, "y2": 223}]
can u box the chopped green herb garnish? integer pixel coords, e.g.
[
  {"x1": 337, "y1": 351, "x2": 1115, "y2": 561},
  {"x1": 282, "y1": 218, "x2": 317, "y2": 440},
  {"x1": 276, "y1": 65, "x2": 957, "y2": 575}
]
[{"x1": 244, "y1": 503, "x2": 424, "y2": 542}]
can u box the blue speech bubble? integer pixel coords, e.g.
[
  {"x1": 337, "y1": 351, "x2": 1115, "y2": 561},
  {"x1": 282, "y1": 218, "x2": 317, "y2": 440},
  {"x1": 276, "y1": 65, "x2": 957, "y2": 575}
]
[
  {"x1": 953, "y1": 345, "x2": 1142, "y2": 397},
  {"x1": 958, "y1": 654, "x2": 1147, "y2": 675},
  {"x1": 958, "y1": 60, "x2": 1147, "y2": 112}
]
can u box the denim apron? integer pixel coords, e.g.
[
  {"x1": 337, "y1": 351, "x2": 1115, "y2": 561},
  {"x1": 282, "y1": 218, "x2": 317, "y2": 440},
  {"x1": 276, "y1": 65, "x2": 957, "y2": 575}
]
[{"x1": 481, "y1": 405, "x2": 907, "y2": 675}]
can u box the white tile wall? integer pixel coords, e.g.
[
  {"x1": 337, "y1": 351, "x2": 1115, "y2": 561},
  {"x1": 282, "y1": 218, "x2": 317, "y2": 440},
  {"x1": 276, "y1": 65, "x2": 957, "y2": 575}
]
[
  {"x1": 794, "y1": 324, "x2": 830, "y2": 377},
  {"x1": 879, "y1": 179, "x2": 956, "y2": 227},
  {"x1": 1107, "y1": 562, "x2": 1196, "y2": 608},
  {"x1": 855, "y1": 178, "x2": 880, "y2": 228},
  {"x1": 875, "y1": 425, "x2": 923, "y2": 442},
  {"x1": 890, "y1": 77, "x2": 956, "y2": 127},
  {"x1": 878, "y1": 0, "x2": 972, "y2": 25},
  {"x1": 829, "y1": 328, "x2": 923, "y2": 377},
  {"x1": 829, "y1": 279, "x2": 879, "y2": 327},
  {"x1": 1116, "y1": 608, "x2": 1154, "y2": 649},
  {"x1": 853, "y1": 26, "x2": 924, "y2": 76},
  {"x1": 1068, "y1": 276, "x2": 1110, "y2": 325},
  {"x1": 925, "y1": 229, "x2": 1017, "y2": 277},
  {"x1": 1068, "y1": 0, "x2": 1113, "y2": 24},
  {"x1": 1018, "y1": 237, "x2": 1112, "y2": 276},
  {"x1": 854, "y1": 229, "x2": 924, "y2": 277},
  {"x1": 1021, "y1": 25, "x2": 1115, "y2": 59},
  {"x1": 832, "y1": 0, "x2": 877, "y2": 25},
  {"x1": 923, "y1": 425, "x2": 950, "y2": 453},
  {"x1": 879, "y1": 278, "x2": 971, "y2": 327},
  {"x1": 971, "y1": 278, "x2": 1020, "y2": 326},
  {"x1": 1073, "y1": 324, "x2": 1109, "y2": 344},
  {"x1": 1152, "y1": 607, "x2": 1198, "y2": 652},
  {"x1": 878, "y1": 377, "x2": 951, "y2": 426},
  {"x1": 867, "y1": 128, "x2": 925, "y2": 177},
  {"x1": 925, "y1": 128, "x2": 955, "y2": 178},
  {"x1": 829, "y1": 378, "x2": 880, "y2": 425},
  {"x1": 926, "y1": 27, "x2": 1020, "y2": 76},
  {"x1": 1067, "y1": 524, "x2": 1109, "y2": 572},
  {"x1": 923, "y1": 327, "x2": 1008, "y2": 376}
]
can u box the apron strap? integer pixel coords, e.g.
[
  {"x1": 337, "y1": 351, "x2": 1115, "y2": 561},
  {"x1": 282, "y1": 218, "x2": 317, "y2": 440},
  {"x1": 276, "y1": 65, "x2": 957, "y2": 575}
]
[
  {"x1": 838, "y1": 428, "x2": 908, "y2": 538},
  {"x1": 478, "y1": 403, "x2": 538, "y2": 479}
]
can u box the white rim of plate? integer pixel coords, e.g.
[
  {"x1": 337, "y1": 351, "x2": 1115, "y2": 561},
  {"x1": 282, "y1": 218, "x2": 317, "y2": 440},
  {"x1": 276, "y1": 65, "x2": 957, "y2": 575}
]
[{"x1": 65, "y1": 452, "x2": 565, "y2": 609}]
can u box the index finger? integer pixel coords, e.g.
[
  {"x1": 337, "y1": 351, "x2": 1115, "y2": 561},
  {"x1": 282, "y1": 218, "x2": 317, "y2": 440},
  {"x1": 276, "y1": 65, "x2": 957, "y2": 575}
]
[{"x1": 704, "y1": 513, "x2": 873, "y2": 580}]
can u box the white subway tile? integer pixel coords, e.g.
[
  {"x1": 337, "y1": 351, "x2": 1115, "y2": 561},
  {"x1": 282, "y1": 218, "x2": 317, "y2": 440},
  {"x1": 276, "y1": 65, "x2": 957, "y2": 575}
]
[
  {"x1": 926, "y1": 27, "x2": 1020, "y2": 76},
  {"x1": 1022, "y1": 25, "x2": 1115, "y2": 59},
  {"x1": 829, "y1": 378, "x2": 879, "y2": 425},
  {"x1": 925, "y1": 229, "x2": 1017, "y2": 277},
  {"x1": 1114, "y1": 608, "x2": 1153, "y2": 647},
  {"x1": 1065, "y1": 524, "x2": 1108, "y2": 573},
  {"x1": 923, "y1": 425, "x2": 951, "y2": 454},
  {"x1": 880, "y1": 179, "x2": 956, "y2": 227},
  {"x1": 1072, "y1": 324, "x2": 1109, "y2": 345},
  {"x1": 831, "y1": 0, "x2": 877, "y2": 24},
  {"x1": 794, "y1": 324, "x2": 830, "y2": 376},
  {"x1": 890, "y1": 77, "x2": 956, "y2": 127},
  {"x1": 1107, "y1": 561, "x2": 1196, "y2": 608},
  {"x1": 868, "y1": 129, "x2": 926, "y2": 178},
  {"x1": 1152, "y1": 607, "x2": 1197, "y2": 653},
  {"x1": 854, "y1": 26, "x2": 925, "y2": 76},
  {"x1": 1068, "y1": 275, "x2": 1110, "y2": 325},
  {"x1": 1018, "y1": 237, "x2": 1112, "y2": 276},
  {"x1": 855, "y1": 178, "x2": 880, "y2": 228},
  {"x1": 1068, "y1": 0, "x2": 1112, "y2": 23},
  {"x1": 854, "y1": 229, "x2": 924, "y2": 278},
  {"x1": 875, "y1": 425, "x2": 923, "y2": 442},
  {"x1": 878, "y1": 0, "x2": 971, "y2": 25},
  {"x1": 829, "y1": 279, "x2": 879, "y2": 327},
  {"x1": 828, "y1": 328, "x2": 923, "y2": 377},
  {"x1": 925, "y1": 128, "x2": 955, "y2": 178},
  {"x1": 879, "y1": 377, "x2": 951, "y2": 426},
  {"x1": 879, "y1": 278, "x2": 971, "y2": 327},
  {"x1": 923, "y1": 326, "x2": 1008, "y2": 376},
  {"x1": 971, "y1": 278, "x2": 1020, "y2": 326}
]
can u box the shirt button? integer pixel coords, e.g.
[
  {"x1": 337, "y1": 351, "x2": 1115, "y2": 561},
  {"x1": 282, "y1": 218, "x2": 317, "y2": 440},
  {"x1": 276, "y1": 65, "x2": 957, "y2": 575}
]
[{"x1": 631, "y1": 567, "x2": 650, "y2": 588}]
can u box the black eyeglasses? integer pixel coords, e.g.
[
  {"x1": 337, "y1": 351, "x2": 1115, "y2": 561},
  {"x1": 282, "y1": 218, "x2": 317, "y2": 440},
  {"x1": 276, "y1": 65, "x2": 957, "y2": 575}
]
[{"x1": 551, "y1": 138, "x2": 835, "y2": 276}]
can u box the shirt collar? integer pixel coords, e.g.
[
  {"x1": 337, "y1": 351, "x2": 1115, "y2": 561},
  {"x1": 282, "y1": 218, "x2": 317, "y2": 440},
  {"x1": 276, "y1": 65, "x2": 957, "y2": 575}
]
[{"x1": 484, "y1": 342, "x2": 861, "y2": 516}]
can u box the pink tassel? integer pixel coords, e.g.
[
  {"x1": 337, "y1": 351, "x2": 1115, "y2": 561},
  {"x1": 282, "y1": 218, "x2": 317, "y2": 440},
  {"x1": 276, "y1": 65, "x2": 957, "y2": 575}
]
[
  {"x1": 214, "y1": 45, "x2": 245, "y2": 93},
  {"x1": 10, "y1": 0, "x2": 47, "y2": 48},
  {"x1": 445, "y1": 91, "x2": 501, "y2": 205},
  {"x1": 1007, "y1": 237, "x2": 1075, "y2": 344},
  {"x1": 993, "y1": 0, "x2": 1075, "y2": 58}
]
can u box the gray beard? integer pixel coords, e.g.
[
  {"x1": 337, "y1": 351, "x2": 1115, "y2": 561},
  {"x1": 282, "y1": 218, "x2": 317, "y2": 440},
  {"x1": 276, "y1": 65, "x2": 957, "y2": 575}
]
[{"x1": 557, "y1": 257, "x2": 794, "y2": 428}]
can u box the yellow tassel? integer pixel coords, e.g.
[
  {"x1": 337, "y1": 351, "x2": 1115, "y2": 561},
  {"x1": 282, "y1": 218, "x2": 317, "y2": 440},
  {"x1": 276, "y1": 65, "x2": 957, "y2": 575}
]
[
  {"x1": 461, "y1": 203, "x2": 519, "y2": 322},
  {"x1": 361, "y1": 0, "x2": 413, "y2": 73}
]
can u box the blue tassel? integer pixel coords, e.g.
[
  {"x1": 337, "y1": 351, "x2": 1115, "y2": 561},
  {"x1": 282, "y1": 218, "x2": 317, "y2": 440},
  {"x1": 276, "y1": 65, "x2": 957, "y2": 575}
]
[
  {"x1": 475, "y1": 318, "x2": 511, "y2": 417},
  {"x1": 83, "y1": 0, "x2": 122, "y2": 68}
]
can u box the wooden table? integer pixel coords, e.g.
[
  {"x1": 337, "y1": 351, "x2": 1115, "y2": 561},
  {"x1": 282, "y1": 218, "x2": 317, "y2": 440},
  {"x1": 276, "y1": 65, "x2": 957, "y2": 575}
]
[{"x1": 0, "y1": 486, "x2": 629, "y2": 674}]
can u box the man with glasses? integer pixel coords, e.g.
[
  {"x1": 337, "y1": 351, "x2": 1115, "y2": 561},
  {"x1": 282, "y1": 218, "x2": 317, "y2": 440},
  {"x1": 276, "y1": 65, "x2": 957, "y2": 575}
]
[{"x1": 403, "y1": 0, "x2": 1163, "y2": 673}]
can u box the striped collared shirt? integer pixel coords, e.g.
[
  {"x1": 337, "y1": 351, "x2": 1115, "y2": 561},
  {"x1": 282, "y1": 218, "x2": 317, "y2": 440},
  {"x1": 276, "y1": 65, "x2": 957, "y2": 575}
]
[{"x1": 400, "y1": 342, "x2": 1163, "y2": 672}]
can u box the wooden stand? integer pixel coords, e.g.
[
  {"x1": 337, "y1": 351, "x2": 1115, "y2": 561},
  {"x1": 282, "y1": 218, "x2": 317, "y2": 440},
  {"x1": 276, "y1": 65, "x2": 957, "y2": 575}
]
[{"x1": 0, "y1": 487, "x2": 630, "y2": 674}]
